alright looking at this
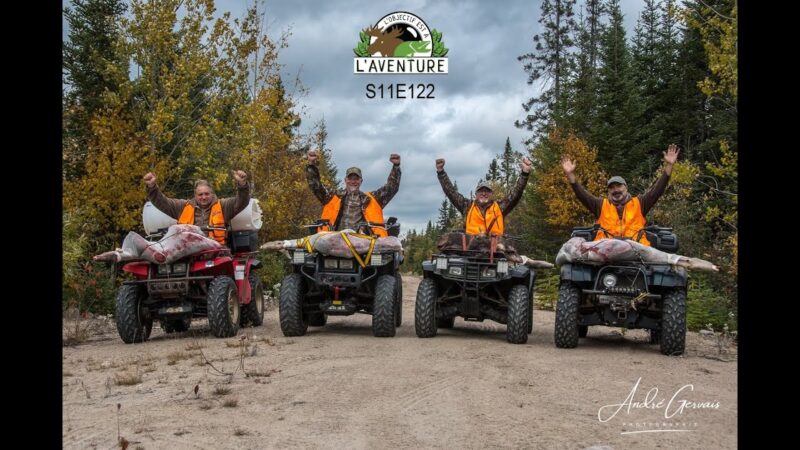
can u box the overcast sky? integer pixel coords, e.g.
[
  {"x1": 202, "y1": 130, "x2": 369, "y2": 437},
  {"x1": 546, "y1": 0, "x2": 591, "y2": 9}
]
[{"x1": 65, "y1": 0, "x2": 644, "y2": 234}]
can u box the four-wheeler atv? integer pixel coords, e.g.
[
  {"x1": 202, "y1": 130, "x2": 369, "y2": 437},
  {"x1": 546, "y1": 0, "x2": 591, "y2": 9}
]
[
  {"x1": 115, "y1": 227, "x2": 264, "y2": 343},
  {"x1": 278, "y1": 218, "x2": 403, "y2": 337},
  {"x1": 555, "y1": 224, "x2": 687, "y2": 355},
  {"x1": 415, "y1": 233, "x2": 535, "y2": 344}
]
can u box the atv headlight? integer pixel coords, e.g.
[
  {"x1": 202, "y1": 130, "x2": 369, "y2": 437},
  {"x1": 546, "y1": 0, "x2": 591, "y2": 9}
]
[
  {"x1": 324, "y1": 258, "x2": 338, "y2": 269},
  {"x1": 157, "y1": 264, "x2": 169, "y2": 275},
  {"x1": 602, "y1": 273, "x2": 618, "y2": 288},
  {"x1": 370, "y1": 254, "x2": 383, "y2": 266},
  {"x1": 436, "y1": 257, "x2": 448, "y2": 270},
  {"x1": 172, "y1": 263, "x2": 187, "y2": 274},
  {"x1": 339, "y1": 259, "x2": 354, "y2": 269},
  {"x1": 448, "y1": 266, "x2": 463, "y2": 276},
  {"x1": 481, "y1": 267, "x2": 496, "y2": 278},
  {"x1": 292, "y1": 250, "x2": 306, "y2": 264},
  {"x1": 496, "y1": 261, "x2": 509, "y2": 274}
]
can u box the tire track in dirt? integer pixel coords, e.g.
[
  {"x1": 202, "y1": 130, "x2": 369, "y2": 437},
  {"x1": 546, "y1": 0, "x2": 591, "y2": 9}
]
[{"x1": 395, "y1": 374, "x2": 464, "y2": 411}]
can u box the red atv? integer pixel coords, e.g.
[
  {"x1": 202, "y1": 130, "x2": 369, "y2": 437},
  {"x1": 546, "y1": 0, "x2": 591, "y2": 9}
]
[{"x1": 115, "y1": 227, "x2": 264, "y2": 343}]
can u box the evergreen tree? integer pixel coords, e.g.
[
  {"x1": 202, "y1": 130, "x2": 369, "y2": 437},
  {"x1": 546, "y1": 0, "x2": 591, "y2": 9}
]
[
  {"x1": 312, "y1": 118, "x2": 340, "y2": 188},
  {"x1": 499, "y1": 137, "x2": 523, "y2": 189},
  {"x1": 436, "y1": 200, "x2": 451, "y2": 231},
  {"x1": 564, "y1": 1, "x2": 604, "y2": 136},
  {"x1": 516, "y1": 0, "x2": 577, "y2": 142},
  {"x1": 631, "y1": 0, "x2": 665, "y2": 174},
  {"x1": 485, "y1": 159, "x2": 500, "y2": 181},
  {"x1": 62, "y1": 0, "x2": 128, "y2": 181},
  {"x1": 592, "y1": 0, "x2": 645, "y2": 178}
]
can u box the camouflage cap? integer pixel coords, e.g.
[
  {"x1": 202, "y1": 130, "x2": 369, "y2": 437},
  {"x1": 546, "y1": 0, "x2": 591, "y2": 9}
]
[
  {"x1": 476, "y1": 181, "x2": 493, "y2": 192},
  {"x1": 345, "y1": 167, "x2": 362, "y2": 178}
]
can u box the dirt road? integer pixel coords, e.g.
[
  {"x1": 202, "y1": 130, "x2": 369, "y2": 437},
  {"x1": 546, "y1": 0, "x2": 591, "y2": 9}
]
[{"x1": 63, "y1": 274, "x2": 737, "y2": 449}]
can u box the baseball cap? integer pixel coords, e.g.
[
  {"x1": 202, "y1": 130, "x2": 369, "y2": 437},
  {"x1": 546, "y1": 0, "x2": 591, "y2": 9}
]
[
  {"x1": 345, "y1": 167, "x2": 362, "y2": 178},
  {"x1": 476, "y1": 181, "x2": 493, "y2": 192},
  {"x1": 607, "y1": 176, "x2": 627, "y2": 187}
]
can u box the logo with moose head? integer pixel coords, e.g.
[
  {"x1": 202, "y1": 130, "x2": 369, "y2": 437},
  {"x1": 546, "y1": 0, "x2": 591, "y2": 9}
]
[{"x1": 353, "y1": 11, "x2": 448, "y2": 74}]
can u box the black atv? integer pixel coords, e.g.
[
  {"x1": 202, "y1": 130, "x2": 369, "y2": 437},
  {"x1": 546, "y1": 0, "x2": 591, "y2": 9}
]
[
  {"x1": 414, "y1": 233, "x2": 535, "y2": 344},
  {"x1": 278, "y1": 218, "x2": 404, "y2": 337},
  {"x1": 555, "y1": 224, "x2": 687, "y2": 355}
]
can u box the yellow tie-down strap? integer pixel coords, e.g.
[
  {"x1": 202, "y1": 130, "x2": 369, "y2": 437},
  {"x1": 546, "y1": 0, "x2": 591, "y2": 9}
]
[
  {"x1": 295, "y1": 231, "x2": 336, "y2": 253},
  {"x1": 340, "y1": 231, "x2": 377, "y2": 268}
]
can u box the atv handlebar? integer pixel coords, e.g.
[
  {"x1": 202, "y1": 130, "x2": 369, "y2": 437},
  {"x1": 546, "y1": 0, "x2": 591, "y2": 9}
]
[
  {"x1": 570, "y1": 224, "x2": 674, "y2": 240},
  {"x1": 146, "y1": 225, "x2": 228, "y2": 240},
  {"x1": 302, "y1": 219, "x2": 330, "y2": 229},
  {"x1": 200, "y1": 226, "x2": 227, "y2": 232},
  {"x1": 355, "y1": 217, "x2": 400, "y2": 237},
  {"x1": 301, "y1": 217, "x2": 401, "y2": 237}
]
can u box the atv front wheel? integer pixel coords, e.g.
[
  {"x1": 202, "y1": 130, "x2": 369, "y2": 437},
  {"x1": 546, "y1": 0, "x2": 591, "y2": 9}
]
[
  {"x1": 279, "y1": 273, "x2": 308, "y2": 336},
  {"x1": 372, "y1": 275, "x2": 397, "y2": 337},
  {"x1": 555, "y1": 281, "x2": 580, "y2": 348},
  {"x1": 208, "y1": 276, "x2": 240, "y2": 338},
  {"x1": 506, "y1": 284, "x2": 530, "y2": 344},
  {"x1": 116, "y1": 285, "x2": 152, "y2": 344},
  {"x1": 415, "y1": 278, "x2": 438, "y2": 338},
  {"x1": 660, "y1": 288, "x2": 687, "y2": 356}
]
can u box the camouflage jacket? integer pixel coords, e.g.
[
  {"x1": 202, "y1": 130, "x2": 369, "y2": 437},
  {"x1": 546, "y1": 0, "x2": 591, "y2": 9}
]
[
  {"x1": 437, "y1": 169, "x2": 529, "y2": 217},
  {"x1": 147, "y1": 183, "x2": 250, "y2": 227},
  {"x1": 306, "y1": 163, "x2": 401, "y2": 231}
]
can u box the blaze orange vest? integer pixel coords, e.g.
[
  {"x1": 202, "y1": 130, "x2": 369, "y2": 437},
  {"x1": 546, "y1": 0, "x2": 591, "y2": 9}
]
[
  {"x1": 318, "y1": 192, "x2": 387, "y2": 237},
  {"x1": 465, "y1": 201, "x2": 504, "y2": 235},
  {"x1": 595, "y1": 197, "x2": 651, "y2": 246},
  {"x1": 179, "y1": 200, "x2": 226, "y2": 244}
]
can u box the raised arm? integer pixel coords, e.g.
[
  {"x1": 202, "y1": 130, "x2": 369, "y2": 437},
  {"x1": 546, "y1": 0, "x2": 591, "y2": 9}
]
[
  {"x1": 561, "y1": 155, "x2": 603, "y2": 217},
  {"x1": 498, "y1": 157, "x2": 532, "y2": 215},
  {"x1": 639, "y1": 144, "x2": 679, "y2": 215},
  {"x1": 305, "y1": 149, "x2": 336, "y2": 205},
  {"x1": 370, "y1": 153, "x2": 402, "y2": 208},
  {"x1": 144, "y1": 172, "x2": 187, "y2": 220},
  {"x1": 219, "y1": 170, "x2": 251, "y2": 222},
  {"x1": 435, "y1": 158, "x2": 470, "y2": 214}
]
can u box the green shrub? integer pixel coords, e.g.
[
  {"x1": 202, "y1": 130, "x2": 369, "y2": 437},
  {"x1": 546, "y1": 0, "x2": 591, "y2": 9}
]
[
  {"x1": 534, "y1": 272, "x2": 560, "y2": 311},
  {"x1": 687, "y1": 274, "x2": 737, "y2": 332}
]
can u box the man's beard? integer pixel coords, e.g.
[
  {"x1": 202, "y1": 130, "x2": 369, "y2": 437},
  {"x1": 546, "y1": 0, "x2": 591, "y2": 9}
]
[
  {"x1": 346, "y1": 185, "x2": 359, "y2": 192},
  {"x1": 476, "y1": 197, "x2": 491, "y2": 206},
  {"x1": 609, "y1": 192, "x2": 631, "y2": 206}
]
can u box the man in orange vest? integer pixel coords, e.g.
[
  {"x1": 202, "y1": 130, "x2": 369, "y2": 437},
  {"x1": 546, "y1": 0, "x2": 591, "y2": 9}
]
[
  {"x1": 143, "y1": 170, "x2": 250, "y2": 245},
  {"x1": 435, "y1": 156, "x2": 532, "y2": 235},
  {"x1": 560, "y1": 144, "x2": 680, "y2": 245},
  {"x1": 306, "y1": 149, "x2": 401, "y2": 237}
]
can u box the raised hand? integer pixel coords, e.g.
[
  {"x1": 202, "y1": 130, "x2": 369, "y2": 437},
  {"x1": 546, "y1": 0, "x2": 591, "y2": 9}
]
[
  {"x1": 143, "y1": 172, "x2": 157, "y2": 188},
  {"x1": 389, "y1": 153, "x2": 401, "y2": 165},
  {"x1": 520, "y1": 157, "x2": 532, "y2": 173},
  {"x1": 560, "y1": 155, "x2": 576, "y2": 174},
  {"x1": 664, "y1": 144, "x2": 680, "y2": 165},
  {"x1": 233, "y1": 170, "x2": 248, "y2": 186},
  {"x1": 435, "y1": 158, "x2": 445, "y2": 171}
]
